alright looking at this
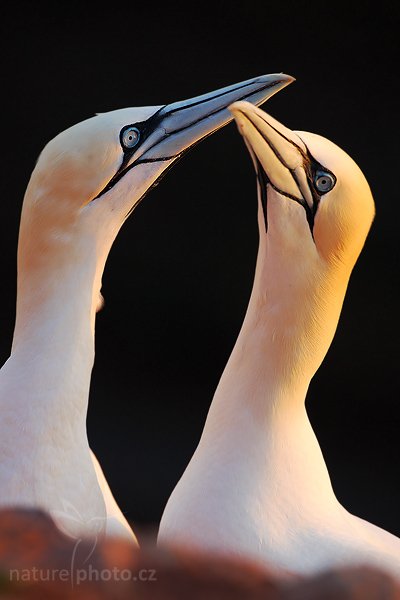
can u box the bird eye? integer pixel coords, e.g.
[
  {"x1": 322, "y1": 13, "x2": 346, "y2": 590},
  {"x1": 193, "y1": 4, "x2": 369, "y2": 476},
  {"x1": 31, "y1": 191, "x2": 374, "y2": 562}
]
[
  {"x1": 121, "y1": 127, "x2": 140, "y2": 149},
  {"x1": 314, "y1": 171, "x2": 336, "y2": 193}
]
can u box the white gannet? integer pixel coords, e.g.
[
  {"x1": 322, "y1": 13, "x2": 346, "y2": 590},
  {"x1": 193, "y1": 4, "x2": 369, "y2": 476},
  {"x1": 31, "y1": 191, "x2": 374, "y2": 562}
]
[
  {"x1": 0, "y1": 75, "x2": 293, "y2": 542},
  {"x1": 158, "y1": 100, "x2": 400, "y2": 578}
]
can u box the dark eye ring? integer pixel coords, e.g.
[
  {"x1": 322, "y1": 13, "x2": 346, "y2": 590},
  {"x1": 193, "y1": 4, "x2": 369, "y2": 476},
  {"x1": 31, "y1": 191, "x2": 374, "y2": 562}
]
[
  {"x1": 314, "y1": 171, "x2": 336, "y2": 193},
  {"x1": 121, "y1": 126, "x2": 140, "y2": 149}
]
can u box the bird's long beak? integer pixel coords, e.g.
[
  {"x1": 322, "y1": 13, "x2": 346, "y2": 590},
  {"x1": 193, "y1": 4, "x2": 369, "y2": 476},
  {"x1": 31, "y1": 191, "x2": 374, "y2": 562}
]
[
  {"x1": 136, "y1": 74, "x2": 294, "y2": 162},
  {"x1": 94, "y1": 76, "x2": 294, "y2": 204},
  {"x1": 229, "y1": 101, "x2": 317, "y2": 230}
]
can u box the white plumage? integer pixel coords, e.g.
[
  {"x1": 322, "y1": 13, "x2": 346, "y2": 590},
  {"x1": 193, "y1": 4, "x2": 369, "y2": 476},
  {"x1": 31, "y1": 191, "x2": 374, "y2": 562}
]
[
  {"x1": 0, "y1": 76, "x2": 291, "y2": 541},
  {"x1": 158, "y1": 101, "x2": 400, "y2": 579}
]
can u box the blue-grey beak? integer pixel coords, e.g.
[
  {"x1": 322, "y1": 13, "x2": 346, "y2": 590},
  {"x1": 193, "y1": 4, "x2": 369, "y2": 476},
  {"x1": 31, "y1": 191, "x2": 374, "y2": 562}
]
[
  {"x1": 137, "y1": 73, "x2": 295, "y2": 161},
  {"x1": 95, "y1": 73, "x2": 294, "y2": 200}
]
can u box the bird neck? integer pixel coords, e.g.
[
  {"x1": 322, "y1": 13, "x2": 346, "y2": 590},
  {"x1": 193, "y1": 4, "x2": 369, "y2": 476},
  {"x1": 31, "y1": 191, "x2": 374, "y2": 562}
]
[
  {"x1": 0, "y1": 226, "x2": 105, "y2": 436},
  {"x1": 198, "y1": 200, "x2": 350, "y2": 502}
]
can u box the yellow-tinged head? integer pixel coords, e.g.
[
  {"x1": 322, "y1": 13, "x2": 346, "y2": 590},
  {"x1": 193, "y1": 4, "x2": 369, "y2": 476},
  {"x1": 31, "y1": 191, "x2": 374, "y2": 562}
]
[
  {"x1": 229, "y1": 100, "x2": 375, "y2": 385},
  {"x1": 229, "y1": 101, "x2": 375, "y2": 273},
  {"x1": 19, "y1": 75, "x2": 293, "y2": 274}
]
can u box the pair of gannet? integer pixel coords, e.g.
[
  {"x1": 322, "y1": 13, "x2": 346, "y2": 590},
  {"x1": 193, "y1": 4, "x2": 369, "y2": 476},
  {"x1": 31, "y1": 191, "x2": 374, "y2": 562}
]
[
  {"x1": 0, "y1": 74, "x2": 289, "y2": 542},
  {"x1": 158, "y1": 102, "x2": 400, "y2": 578},
  {"x1": 1, "y1": 68, "x2": 398, "y2": 578}
]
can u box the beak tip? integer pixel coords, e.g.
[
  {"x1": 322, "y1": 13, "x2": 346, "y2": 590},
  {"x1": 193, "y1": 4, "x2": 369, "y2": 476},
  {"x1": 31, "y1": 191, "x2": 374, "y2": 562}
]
[
  {"x1": 253, "y1": 73, "x2": 295, "y2": 107},
  {"x1": 229, "y1": 100, "x2": 251, "y2": 114},
  {"x1": 228, "y1": 103, "x2": 249, "y2": 135},
  {"x1": 258, "y1": 72, "x2": 295, "y2": 85},
  {"x1": 284, "y1": 73, "x2": 296, "y2": 83},
  {"x1": 278, "y1": 73, "x2": 296, "y2": 85}
]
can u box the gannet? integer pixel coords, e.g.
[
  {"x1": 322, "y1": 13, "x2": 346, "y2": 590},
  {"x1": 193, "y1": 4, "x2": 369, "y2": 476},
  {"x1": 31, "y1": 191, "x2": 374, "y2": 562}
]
[
  {"x1": 158, "y1": 101, "x2": 400, "y2": 578},
  {"x1": 0, "y1": 75, "x2": 293, "y2": 542}
]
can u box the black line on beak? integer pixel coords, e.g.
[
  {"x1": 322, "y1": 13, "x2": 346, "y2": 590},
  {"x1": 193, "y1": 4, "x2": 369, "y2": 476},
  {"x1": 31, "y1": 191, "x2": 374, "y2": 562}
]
[
  {"x1": 255, "y1": 110, "x2": 310, "y2": 163},
  {"x1": 255, "y1": 158, "x2": 270, "y2": 233},
  {"x1": 254, "y1": 113, "x2": 329, "y2": 224},
  {"x1": 92, "y1": 79, "x2": 289, "y2": 203},
  {"x1": 236, "y1": 109, "x2": 319, "y2": 235}
]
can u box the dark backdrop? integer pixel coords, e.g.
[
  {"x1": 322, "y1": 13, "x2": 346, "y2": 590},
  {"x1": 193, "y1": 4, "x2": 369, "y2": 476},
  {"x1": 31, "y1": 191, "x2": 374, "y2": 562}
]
[{"x1": 0, "y1": 1, "x2": 398, "y2": 540}]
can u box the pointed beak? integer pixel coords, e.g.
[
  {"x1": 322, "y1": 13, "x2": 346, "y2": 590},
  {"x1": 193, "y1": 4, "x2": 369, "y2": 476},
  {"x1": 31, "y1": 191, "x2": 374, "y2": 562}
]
[
  {"x1": 136, "y1": 74, "x2": 295, "y2": 162},
  {"x1": 229, "y1": 100, "x2": 320, "y2": 230},
  {"x1": 93, "y1": 76, "x2": 294, "y2": 204},
  {"x1": 229, "y1": 100, "x2": 312, "y2": 202}
]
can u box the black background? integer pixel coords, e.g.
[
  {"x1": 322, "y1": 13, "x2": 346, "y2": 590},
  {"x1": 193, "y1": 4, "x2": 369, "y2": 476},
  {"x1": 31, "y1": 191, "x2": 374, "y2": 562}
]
[{"x1": 0, "y1": 1, "x2": 398, "y2": 541}]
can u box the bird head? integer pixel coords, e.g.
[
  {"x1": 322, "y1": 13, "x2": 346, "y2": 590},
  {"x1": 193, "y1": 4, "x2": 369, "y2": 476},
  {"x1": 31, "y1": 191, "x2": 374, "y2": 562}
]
[
  {"x1": 19, "y1": 75, "x2": 293, "y2": 274},
  {"x1": 229, "y1": 101, "x2": 375, "y2": 383},
  {"x1": 229, "y1": 101, "x2": 375, "y2": 273}
]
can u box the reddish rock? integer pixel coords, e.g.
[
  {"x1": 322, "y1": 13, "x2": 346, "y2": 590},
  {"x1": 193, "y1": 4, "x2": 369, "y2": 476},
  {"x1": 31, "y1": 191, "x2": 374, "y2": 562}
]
[{"x1": 0, "y1": 509, "x2": 398, "y2": 599}]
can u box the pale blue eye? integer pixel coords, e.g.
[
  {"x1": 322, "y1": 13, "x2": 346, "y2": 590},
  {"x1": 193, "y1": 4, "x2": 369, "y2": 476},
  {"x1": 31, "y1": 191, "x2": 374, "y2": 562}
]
[
  {"x1": 314, "y1": 171, "x2": 335, "y2": 193},
  {"x1": 122, "y1": 127, "x2": 140, "y2": 149}
]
